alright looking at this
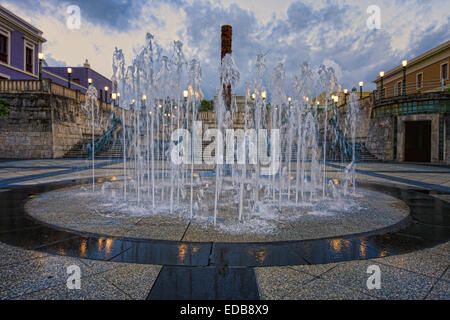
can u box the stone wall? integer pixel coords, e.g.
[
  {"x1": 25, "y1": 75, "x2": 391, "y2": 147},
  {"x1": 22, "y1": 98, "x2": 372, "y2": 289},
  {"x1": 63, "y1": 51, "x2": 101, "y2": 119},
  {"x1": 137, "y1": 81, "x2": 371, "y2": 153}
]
[
  {"x1": 0, "y1": 91, "x2": 115, "y2": 159},
  {"x1": 50, "y1": 95, "x2": 113, "y2": 158},
  {"x1": 365, "y1": 116, "x2": 394, "y2": 161},
  {"x1": 0, "y1": 93, "x2": 53, "y2": 158}
]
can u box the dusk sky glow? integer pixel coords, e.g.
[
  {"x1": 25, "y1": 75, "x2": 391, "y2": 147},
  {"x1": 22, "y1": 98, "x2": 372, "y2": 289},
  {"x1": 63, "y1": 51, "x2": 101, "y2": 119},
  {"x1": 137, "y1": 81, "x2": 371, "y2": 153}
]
[{"x1": 4, "y1": 0, "x2": 449, "y2": 98}]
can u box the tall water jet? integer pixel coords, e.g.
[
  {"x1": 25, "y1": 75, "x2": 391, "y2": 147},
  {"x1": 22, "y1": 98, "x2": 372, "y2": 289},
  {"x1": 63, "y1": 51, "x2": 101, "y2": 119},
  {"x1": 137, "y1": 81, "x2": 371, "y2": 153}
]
[
  {"x1": 188, "y1": 58, "x2": 203, "y2": 219},
  {"x1": 82, "y1": 84, "x2": 99, "y2": 192},
  {"x1": 85, "y1": 27, "x2": 369, "y2": 236}
]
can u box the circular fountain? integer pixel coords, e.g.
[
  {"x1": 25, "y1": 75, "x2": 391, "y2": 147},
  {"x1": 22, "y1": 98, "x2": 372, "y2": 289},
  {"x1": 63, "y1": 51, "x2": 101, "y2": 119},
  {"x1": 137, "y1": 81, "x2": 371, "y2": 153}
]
[{"x1": 23, "y1": 30, "x2": 412, "y2": 244}]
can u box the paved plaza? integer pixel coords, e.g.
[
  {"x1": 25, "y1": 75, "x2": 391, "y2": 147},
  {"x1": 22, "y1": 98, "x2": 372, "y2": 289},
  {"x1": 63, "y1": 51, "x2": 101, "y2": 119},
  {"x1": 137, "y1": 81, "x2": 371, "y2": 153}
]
[{"x1": 0, "y1": 159, "x2": 449, "y2": 300}]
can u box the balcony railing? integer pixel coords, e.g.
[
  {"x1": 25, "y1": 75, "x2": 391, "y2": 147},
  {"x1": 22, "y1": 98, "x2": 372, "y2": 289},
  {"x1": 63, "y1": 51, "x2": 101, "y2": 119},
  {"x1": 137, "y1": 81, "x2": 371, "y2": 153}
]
[
  {"x1": 0, "y1": 79, "x2": 113, "y2": 110},
  {"x1": 375, "y1": 78, "x2": 449, "y2": 101},
  {"x1": 197, "y1": 111, "x2": 248, "y2": 123}
]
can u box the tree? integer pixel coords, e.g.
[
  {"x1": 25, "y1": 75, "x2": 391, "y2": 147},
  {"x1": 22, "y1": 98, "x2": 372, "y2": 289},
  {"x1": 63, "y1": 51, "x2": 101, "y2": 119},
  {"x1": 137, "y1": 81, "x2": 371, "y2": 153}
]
[
  {"x1": 0, "y1": 98, "x2": 10, "y2": 116},
  {"x1": 199, "y1": 100, "x2": 213, "y2": 112}
]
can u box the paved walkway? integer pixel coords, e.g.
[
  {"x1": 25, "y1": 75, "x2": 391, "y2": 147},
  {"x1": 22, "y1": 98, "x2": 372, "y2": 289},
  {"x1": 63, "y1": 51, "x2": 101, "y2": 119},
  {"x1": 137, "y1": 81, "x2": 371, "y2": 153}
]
[{"x1": 0, "y1": 160, "x2": 449, "y2": 300}]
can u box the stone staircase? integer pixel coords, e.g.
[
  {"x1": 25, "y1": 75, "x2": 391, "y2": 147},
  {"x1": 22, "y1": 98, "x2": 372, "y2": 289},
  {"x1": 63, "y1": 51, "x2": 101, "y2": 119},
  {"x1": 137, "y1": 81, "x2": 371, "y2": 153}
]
[
  {"x1": 357, "y1": 143, "x2": 379, "y2": 162},
  {"x1": 95, "y1": 141, "x2": 124, "y2": 159},
  {"x1": 64, "y1": 132, "x2": 379, "y2": 162},
  {"x1": 63, "y1": 135, "x2": 101, "y2": 158}
]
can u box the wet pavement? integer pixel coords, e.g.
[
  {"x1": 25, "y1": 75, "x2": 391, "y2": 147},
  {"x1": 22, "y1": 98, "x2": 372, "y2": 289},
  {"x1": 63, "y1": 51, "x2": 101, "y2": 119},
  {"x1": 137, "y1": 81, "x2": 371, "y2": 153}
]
[
  {"x1": 0, "y1": 160, "x2": 449, "y2": 299},
  {"x1": 1, "y1": 179, "x2": 448, "y2": 266}
]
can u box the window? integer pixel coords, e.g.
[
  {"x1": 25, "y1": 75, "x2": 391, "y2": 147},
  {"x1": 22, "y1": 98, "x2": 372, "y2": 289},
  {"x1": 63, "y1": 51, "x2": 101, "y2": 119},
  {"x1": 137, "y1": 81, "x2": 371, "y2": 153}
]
[
  {"x1": 0, "y1": 33, "x2": 8, "y2": 64},
  {"x1": 25, "y1": 47, "x2": 33, "y2": 73},
  {"x1": 23, "y1": 40, "x2": 35, "y2": 74},
  {"x1": 442, "y1": 63, "x2": 448, "y2": 80},
  {"x1": 416, "y1": 73, "x2": 423, "y2": 89},
  {"x1": 395, "y1": 81, "x2": 402, "y2": 96}
]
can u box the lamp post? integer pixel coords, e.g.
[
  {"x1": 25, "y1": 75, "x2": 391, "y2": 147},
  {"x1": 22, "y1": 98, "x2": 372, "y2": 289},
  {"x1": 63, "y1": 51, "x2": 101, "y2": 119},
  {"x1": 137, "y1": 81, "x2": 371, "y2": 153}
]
[
  {"x1": 261, "y1": 90, "x2": 267, "y2": 100},
  {"x1": 104, "y1": 86, "x2": 109, "y2": 104},
  {"x1": 88, "y1": 78, "x2": 92, "y2": 86},
  {"x1": 402, "y1": 60, "x2": 407, "y2": 95},
  {"x1": 112, "y1": 93, "x2": 117, "y2": 107},
  {"x1": 359, "y1": 81, "x2": 363, "y2": 99},
  {"x1": 183, "y1": 89, "x2": 188, "y2": 128},
  {"x1": 343, "y1": 89, "x2": 348, "y2": 104},
  {"x1": 379, "y1": 71, "x2": 384, "y2": 99},
  {"x1": 67, "y1": 67, "x2": 72, "y2": 89},
  {"x1": 117, "y1": 92, "x2": 120, "y2": 107},
  {"x1": 38, "y1": 53, "x2": 44, "y2": 81}
]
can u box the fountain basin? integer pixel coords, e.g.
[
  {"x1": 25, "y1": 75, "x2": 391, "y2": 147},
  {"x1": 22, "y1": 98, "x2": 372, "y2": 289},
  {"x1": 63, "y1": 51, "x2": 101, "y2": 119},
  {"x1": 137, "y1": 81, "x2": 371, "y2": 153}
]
[{"x1": 25, "y1": 179, "x2": 410, "y2": 243}]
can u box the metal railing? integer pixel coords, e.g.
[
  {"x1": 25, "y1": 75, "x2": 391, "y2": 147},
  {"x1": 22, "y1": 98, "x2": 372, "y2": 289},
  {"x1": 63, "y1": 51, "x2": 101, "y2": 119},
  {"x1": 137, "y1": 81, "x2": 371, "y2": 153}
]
[
  {"x1": 197, "y1": 111, "x2": 248, "y2": 123},
  {"x1": 83, "y1": 113, "x2": 121, "y2": 158},
  {"x1": 375, "y1": 78, "x2": 449, "y2": 100}
]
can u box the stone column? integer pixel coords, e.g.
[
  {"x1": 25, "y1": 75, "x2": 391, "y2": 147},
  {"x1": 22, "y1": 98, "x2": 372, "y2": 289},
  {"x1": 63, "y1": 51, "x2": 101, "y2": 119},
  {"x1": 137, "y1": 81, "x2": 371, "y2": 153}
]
[{"x1": 221, "y1": 25, "x2": 232, "y2": 107}]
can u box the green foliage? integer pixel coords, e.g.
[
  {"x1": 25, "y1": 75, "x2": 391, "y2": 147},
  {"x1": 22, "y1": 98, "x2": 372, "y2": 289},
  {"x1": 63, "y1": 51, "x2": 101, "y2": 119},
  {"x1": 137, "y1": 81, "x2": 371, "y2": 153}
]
[
  {"x1": 199, "y1": 100, "x2": 213, "y2": 112},
  {"x1": 0, "y1": 98, "x2": 10, "y2": 116}
]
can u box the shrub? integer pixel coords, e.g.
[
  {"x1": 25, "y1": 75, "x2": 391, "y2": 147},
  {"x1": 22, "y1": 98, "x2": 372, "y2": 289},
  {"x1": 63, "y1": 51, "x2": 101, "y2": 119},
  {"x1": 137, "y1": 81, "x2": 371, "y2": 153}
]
[
  {"x1": 0, "y1": 98, "x2": 10, "y2": 116},
  {"x1": 199, "y1": 100, "x2": 212, "y2": 112}
]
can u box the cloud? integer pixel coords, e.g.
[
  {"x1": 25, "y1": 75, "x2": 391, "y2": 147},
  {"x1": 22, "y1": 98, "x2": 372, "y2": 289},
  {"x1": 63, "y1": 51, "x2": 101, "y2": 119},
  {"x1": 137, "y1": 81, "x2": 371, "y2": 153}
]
[
  {"x1": 2, "y1": 0, "x2": 449, "y2": 98},
  {"x1": 42, "y1": 53, "x2": 67, "y2": 67}
]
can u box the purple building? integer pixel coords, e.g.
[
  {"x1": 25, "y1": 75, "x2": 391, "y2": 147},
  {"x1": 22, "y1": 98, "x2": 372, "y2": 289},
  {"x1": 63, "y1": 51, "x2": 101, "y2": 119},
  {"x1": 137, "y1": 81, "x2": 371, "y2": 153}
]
[
  {"x1": 0, "y1": 5, "x2": 112, "y2": 101},
  {"x1": 43, "y1": 59, "x2": 113, "y2": 102},
  {"x1": 0, "y1": 5, "x2": 45, "y2": 80}
]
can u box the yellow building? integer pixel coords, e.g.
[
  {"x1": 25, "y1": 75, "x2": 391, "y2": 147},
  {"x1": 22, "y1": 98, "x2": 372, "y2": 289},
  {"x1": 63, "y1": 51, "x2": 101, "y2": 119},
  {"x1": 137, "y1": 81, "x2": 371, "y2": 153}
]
[
  {"x1": 374, "y1": 40, "x2": 449, "y2": 98},
  {"x1": 368, "y1": 40, "x2": 450, "y2": 164}
]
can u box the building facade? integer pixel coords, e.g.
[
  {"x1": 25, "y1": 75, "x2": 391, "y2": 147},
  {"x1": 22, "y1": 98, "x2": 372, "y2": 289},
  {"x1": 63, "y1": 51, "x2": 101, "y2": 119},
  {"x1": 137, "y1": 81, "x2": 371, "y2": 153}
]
[
  {"x1": 43, "y1": 59, "x2": 112, "y2": 101},
  {"x1": 368, "y1": 40, "x2": 450, "y2": 164},
  {"x1": 0, "y1": 5, "x2": 111, "y2": 99},
  {"x1": 0, "y1": 5, "x2": 46, "y2": 80},
  {"x1": 374, "y1": 41, "x2": 449, "y2": 98}
]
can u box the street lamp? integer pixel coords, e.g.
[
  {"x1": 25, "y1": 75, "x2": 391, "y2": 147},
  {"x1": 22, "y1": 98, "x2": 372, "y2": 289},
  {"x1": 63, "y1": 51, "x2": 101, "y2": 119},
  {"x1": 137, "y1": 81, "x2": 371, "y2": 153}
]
[
  {"x1": 67, "y1": 67, "x2": 72, "y2": 89},
  {"x1": 379, "y1": 71, "x2": 384, "y2": 99},
  {"x1": 402, "y1": 60, "x2": 407, "y2": 95},
  {"x1": 112, "y1": 93, "x2": 117, "y2": 107},
  {"x1": 88, "y1": 78, "x2": 93, "y2": 86},
  {"x1": 38, "y1": 53, "x2": 44, "y2": 81},
  {"x1": 251, "y1": 93, "x2": 256, "y2": 100},
  {"x1": 359, "y1": 81, "x2": 363, "y2": 99},
  {"x1": 261, "y1": 91, "x2": 267, "y2": 100},
  {"x1": 104, "y1": 86, "x2": 109, "y2": 103},
  {"x1": 343, "y1": 89, "x2": 348, "y2": 104},
  {"x1": 142, "y1": 94, "x2": 147, "y2": 109},
  {"x1": 183, "y1": 89, "x2": 189, "y2": 128},
  {"x1": 117, "y1": 92, "x2": 120, "y2": 107}
]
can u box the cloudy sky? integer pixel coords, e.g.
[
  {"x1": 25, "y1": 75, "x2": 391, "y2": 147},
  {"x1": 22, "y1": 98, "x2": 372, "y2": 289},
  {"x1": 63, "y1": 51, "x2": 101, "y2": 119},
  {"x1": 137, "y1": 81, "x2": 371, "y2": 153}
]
[{"x1": 4, "y1": 0, "x2": 449, "y2": 98}]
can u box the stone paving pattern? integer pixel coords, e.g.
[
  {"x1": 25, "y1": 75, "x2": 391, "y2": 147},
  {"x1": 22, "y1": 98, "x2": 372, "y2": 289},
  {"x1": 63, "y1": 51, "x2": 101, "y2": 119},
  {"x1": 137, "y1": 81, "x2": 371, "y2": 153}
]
[{"x1": 0, "y1": 159, "x2": 449, "y2": 299}]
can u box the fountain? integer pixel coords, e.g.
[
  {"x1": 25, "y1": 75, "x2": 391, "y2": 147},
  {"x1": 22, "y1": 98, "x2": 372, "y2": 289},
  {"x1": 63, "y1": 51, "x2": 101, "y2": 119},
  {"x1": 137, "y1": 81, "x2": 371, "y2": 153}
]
[{"x1": 25, "y1": 26, "x2": 411, "y2": 242}]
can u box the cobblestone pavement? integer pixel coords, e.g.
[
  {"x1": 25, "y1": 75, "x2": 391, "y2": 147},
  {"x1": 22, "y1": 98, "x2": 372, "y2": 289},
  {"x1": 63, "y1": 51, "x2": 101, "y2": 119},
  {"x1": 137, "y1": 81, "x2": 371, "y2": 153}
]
[{"x1": 0, "y1": 159, "x2": 448, "y2": 299}]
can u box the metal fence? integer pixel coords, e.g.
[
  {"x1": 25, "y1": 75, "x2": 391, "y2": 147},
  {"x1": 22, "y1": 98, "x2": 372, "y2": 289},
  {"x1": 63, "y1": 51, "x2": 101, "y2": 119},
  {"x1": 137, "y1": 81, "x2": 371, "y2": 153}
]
[{"x1": 374, "y1": 78, "x2": 449, "y2": 100}]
